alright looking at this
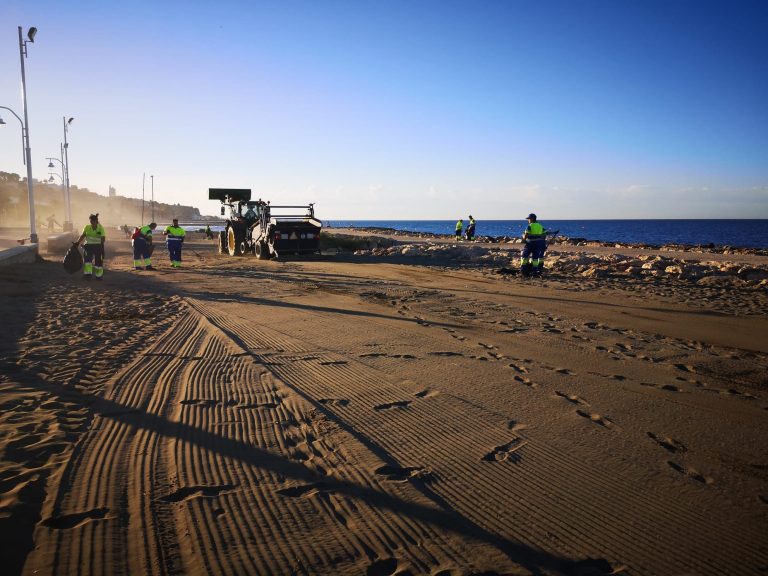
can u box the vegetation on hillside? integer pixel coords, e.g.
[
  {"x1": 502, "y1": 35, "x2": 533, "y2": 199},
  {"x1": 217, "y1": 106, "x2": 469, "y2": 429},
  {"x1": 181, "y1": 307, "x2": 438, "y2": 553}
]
[{"x1": 0, "y1": 171, "x2": 203, "y2": 230}]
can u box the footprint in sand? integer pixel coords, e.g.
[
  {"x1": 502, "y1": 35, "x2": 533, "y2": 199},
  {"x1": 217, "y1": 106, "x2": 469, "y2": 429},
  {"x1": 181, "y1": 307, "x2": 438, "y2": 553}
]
[
  {"x1": 555, "y1": 391, "x2": 588, "y2": 405},
  {"x1": 508, "y1": 363, "x2": 529, "y2": 373},
  {"x1": 674, "y1": 363, "x2": 697, "y2": 373},
  {"x1": 179, "y1": 398, "x2": 221, "y2": 407},
  {"x1": 318, "y1": 398, "x2": 350, "y2": 407},
  {"x1": 374, "y1": 400, "x2": 412, "y2": 411},
  {"x1": 42, "y1": 508, "x2": 110, "y2": 529},
  {"x1": 482, "y1": 438, "x2": 528, "y2": 462},
  {"x1": 507, "y1": 420, "x2": 529, "y2": 432},
  {"x1": 277, "y1": 482, "x2": 330, "y2": 498},
  {"x1": 514, "y1": 375, "x2": 537, "y2": 388},
  {"x1": 159, "y1": 484, "x2": 236, "y2": 503},
  {"x1": 647, "y1": 432, "x2": 687, "y2": 453},
  {"x1": 546, "y1": 366, "x2": 576, "y2": 375},
  {"x1": 576, "y1": 410, "x2": 613, "y2": 428},
  {"x1": 667, "y1": 461, "x2": 714, "y2": 485},
  {"x1": 374, "y1": 465, "x2": 431, "y2": 482}
]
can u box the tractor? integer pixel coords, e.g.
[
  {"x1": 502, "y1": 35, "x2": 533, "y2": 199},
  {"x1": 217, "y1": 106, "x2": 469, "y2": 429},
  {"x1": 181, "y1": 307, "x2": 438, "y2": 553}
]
[{"x1": 209, "y1": 188, "x2": 322, "y2": 259}]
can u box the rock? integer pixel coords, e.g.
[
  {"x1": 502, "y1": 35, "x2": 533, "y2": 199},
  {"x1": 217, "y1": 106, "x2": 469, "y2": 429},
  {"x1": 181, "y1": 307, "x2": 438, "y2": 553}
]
[
  {"x1": 737, "y1": 267, "x2": 768, "y2": 281},
  {"x1": 582, "y1": 267, "x2": 610, "y2": 278}
]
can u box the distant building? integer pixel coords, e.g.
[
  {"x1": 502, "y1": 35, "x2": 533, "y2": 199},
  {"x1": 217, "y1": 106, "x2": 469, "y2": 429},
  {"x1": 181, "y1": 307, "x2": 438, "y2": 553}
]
[{"x1": 108, "y1": 185, "x2": 116, "y2": 198}]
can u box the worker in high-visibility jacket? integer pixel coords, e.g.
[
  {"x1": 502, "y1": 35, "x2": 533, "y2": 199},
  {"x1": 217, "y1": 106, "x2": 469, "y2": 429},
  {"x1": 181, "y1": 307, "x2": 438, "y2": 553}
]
[
  {"x1": 520, "y1": 213, "x2": 548, "y2": 277},
  {"x1": 76, "y1": 213, "x2": 106, "y2": 280},
  {"x1": 131, "y1": 222, "x2": 157, "y2": 270},
  {"x1": 163, "y1": 218, "x2": 186, "y2": 268},
  {"x1": 455, "y1": 219, "x2": 463, "y2": 241}
]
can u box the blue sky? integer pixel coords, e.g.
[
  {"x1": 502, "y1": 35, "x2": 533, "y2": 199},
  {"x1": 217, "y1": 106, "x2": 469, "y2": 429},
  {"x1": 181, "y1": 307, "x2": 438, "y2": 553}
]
[{"x1": 1, "y1": 0, "x2": 766, "y2": 219}]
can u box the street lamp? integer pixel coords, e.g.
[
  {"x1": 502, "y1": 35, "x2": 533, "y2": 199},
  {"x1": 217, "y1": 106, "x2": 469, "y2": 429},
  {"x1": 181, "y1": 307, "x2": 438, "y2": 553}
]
[
  {"x1": 0, "y1": 27, "x2": 39, "y2": 243},
  {"x1": 47, "y1": 151, "x2": 67, "y2": 225},
  {"x1": 62, "y1": 117, "x2": 74, "y2": 231},
  {"x1": 18, "y1": 26, "x2": 38, "y2": 243}
]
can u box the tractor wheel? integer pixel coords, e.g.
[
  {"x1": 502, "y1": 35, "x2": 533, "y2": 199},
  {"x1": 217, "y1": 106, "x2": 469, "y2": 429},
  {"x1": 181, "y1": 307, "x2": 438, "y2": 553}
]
[
  {"x1": 217, "y1": 231, "x2": 226, "y2": 254},
  {"x1": 227, "y1": 225, "x2": 242, "y2": 256},
  {"x1": 240, "y1": 241, "x2": 250, "y2": 255},
  {"x1": 255, "y1": 240, "x2": 271, "y2": 260}
]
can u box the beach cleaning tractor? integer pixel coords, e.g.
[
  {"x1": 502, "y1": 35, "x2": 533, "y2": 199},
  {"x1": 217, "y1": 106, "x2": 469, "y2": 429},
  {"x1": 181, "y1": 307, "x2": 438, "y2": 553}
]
[{"x1": 209, "y1": 188, "x2": 322, "y2": 259}]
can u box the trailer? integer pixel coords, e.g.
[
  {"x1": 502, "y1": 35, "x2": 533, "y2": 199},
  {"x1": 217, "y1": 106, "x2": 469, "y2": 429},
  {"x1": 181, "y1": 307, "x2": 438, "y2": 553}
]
[{"x1": 209, "y1": 188, "x2": 322, "y2": 259}]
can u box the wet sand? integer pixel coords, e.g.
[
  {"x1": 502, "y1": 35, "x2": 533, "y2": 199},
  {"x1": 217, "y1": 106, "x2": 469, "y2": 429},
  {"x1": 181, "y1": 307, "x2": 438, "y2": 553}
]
[{"x1": 1, "y1": 235, "x2": 767, "y2": 575}]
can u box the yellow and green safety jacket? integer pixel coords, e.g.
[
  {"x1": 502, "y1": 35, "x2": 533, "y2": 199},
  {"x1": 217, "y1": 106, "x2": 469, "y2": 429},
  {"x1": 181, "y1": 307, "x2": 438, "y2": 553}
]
[
  {"x1": 524, "y1": 222, "x2": 545, "y2": 240},
  {"x1": 82, "y1": 223, "x2": 106, "y2": 245},
  {"x1": 165, "y1": 225, "x2": 186, "y2": 241},
  {"x1": 140, "y1": 225, "x2": 154, "y2": 239}
]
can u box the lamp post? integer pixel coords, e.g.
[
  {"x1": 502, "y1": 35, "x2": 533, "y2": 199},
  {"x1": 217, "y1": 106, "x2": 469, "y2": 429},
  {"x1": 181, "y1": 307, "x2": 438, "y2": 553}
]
[
  {"x1": 150, "y1": 174, "x2": 155, "y2": 222},
  {"x1": 62, "y1": 117, "x2": 74, "y2": 231},
  {"x1": 47, "y1": 152, "x2": 66, "y2": 227},
  {"x1": 19, "y1": 26, "x2": 38, "y2": 244}
]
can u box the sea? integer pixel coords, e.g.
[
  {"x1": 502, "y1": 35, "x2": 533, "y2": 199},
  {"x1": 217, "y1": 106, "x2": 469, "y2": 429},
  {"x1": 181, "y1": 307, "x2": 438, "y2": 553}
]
[{"x1": 325, "y1": 220, "x2": 768, "y2": 249}]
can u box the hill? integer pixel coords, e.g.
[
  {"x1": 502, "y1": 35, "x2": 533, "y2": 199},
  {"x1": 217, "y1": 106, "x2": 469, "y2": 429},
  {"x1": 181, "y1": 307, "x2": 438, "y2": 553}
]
[{"x1": 0, "y1": 171, "x2": 204, "y2": 230}]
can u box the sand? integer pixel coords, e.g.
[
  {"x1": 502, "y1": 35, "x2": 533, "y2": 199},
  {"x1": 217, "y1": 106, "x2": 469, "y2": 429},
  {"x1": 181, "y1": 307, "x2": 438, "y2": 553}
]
[{"x1": 1, "y1": 232, "x2": 767, "y2": 575}]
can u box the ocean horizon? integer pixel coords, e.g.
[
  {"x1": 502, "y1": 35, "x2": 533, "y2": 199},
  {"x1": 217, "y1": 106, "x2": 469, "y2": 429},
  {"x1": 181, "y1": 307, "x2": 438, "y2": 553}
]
[{"x1": 324, "y1": 219, "x2": 768, "y2": 249}]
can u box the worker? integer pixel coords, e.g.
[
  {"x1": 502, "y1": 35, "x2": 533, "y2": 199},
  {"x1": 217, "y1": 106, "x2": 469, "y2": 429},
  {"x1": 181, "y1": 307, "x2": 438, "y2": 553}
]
[
  {"x1": 520, "y1": 213, "x2": 548, "y2": 277},
  {"x1": 455, "y1": 219, "x2": 463, "y2": 241},
  {"x1": 466, "y1": 215, "x2": 476, "y2": 241},
  {"x1": 132, "y1": 222, "x2": 157, "y2": 270},
  {"x1": 46, "y1": 214, "x2": 60, "y2": 232},
  {"x1": 76, "y1": 213, "x2": 106, "y2": 280},
  {"x1": 205, "y1": 225, "x2": 213, "y2": 240},
  {"x1": 163, "y1": 218, "x2": 186, "y2": 268}
]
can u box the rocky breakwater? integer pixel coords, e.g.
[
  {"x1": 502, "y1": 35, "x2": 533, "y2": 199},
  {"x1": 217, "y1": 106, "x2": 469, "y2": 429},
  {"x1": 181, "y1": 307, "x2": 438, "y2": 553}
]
[
  {"x1": 548, "y1": 253, "x2": 768, "y2": 290},
  {"x1": 352, "y1": 242, "x2": 768, "y2": 290},
  {"x1": 355, "y1": 242, "x2": 512, "y2": 267}
]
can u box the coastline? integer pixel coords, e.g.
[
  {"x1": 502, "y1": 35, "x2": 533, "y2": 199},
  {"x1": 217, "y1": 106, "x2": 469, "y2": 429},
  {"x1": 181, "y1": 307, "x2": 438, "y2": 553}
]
[{"x1": 1, "y1": 234, "x2": 766, "y2": 575}]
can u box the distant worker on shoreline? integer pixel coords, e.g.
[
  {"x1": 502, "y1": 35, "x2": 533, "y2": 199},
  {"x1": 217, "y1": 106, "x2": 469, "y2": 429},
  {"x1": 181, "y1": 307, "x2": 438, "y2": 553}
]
[
  {"x1": 455, "y1": 219, "x2": 463, "y2": 241},
  {"x1": 47, "y1": 214, "x2": 61, "y2": 232},
  {"x1": 132, "y1": 222, "x2": 157, "y2": 271},
  {"x1": 205, "y1": 225, "x2": 213, "y2": 240},
  {"x1": 163, "y1": 218, "x2": 186, "y2": 268},
  {"x1": 520, "y1": 213, "x2": 547, "y2": 278},
  {"x1": 466, "y1": 215, "x2": 476, "y2": 241},
  {"x1": 76, "y1": 213, "x2": 106, "y2": 280}
]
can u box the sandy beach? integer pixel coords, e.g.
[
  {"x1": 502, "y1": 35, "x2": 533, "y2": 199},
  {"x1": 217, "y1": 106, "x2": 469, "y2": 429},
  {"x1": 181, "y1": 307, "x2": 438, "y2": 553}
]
[{"x1": 1, "y1": 232, "x2": 767, "y2": 575}]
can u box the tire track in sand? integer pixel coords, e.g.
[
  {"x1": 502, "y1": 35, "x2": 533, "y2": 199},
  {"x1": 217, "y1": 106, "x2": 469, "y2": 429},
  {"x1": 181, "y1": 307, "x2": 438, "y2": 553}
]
[{"x1": 187, "y1": 297, "x2": 768, "y2": 576}]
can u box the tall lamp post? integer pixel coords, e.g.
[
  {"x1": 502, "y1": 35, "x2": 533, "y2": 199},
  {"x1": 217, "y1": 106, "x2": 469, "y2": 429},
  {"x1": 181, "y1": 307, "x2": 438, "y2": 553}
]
[
  {"x1": 0, "y1": 30, "x2": 38, "y2": 243},
  {"x1": 150, "y1": 174, "x2": 155, "y2": 222},
  {"x1": 47, "y1": 149, "x2": 67, "y2": 229},
  {"x1": 62, "y1": 117, "x2": 74, "y2": 231},
  {"x1": 19, "y1": 26, "x2": 38, "y2": 243}
]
